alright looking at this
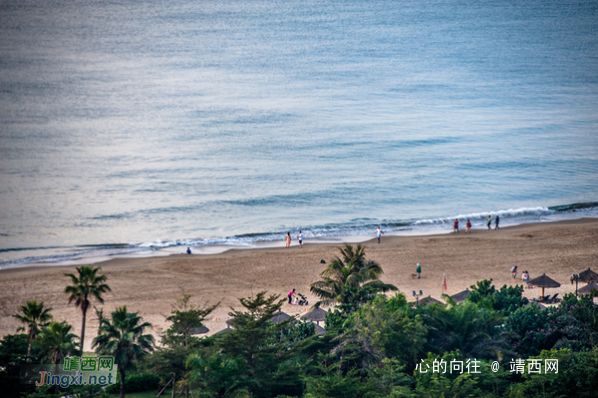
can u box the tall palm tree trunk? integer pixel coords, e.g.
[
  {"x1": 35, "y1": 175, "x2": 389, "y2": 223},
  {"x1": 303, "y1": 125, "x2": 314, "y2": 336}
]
[
  {"x1": 80, "y1": 301, "x2": 88, "y2": 355},
  {"x1": 26, "y1": 330, "x2": 34, "y2": 361},
  {"x1": 119, "y1": 365, "x2": 126, "y2": 398}
]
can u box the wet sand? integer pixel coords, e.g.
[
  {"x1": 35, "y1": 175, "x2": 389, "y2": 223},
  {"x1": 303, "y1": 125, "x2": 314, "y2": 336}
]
[{"x1": 1, "y1": 218, "x2": 597, "y2": 351}]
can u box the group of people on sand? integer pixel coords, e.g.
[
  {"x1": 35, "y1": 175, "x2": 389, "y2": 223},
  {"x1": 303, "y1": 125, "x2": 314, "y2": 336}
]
[
  {"x1": 285, "y1": 231, "x2": 303, "y2": 248},
  {"x1": 510, "y1": 266, "x2": 532, "y2": 288},
  {"x1": 283, "y1": 216, "x2": 503, "y2": 247},
  {"x1": 452, "y1": 215, "x2": 499, "y2": 233},
  {"x1": 452, "y1": 219, "x2": 472, "y2": 233}
]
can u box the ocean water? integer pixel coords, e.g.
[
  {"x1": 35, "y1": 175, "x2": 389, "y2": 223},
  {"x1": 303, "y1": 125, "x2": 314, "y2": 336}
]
[{"x1": 1, "y1": 0, "x2": 597, "y2": 267}]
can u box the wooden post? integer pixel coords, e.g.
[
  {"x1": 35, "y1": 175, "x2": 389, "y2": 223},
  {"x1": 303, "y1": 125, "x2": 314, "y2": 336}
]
[{"x1": 156, "y1": 377, "x2": 173, "y2": 397}]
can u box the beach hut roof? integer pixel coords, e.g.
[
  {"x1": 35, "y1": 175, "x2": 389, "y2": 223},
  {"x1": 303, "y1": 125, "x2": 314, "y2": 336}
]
[
  {"x1": 213, "y1": 326, "x2": 234, "y2": 336},
  {"x1": 300, "y1": 306, "x2": 328, "y2": 322},
  {"x1": 310, "y1": 322, "x2": 326, "y2": 336},
  {"x1": 577, "y1": 282, "x2": 598, "y2": 295},
  {"x1": 528, "y1": 273, "x2": 561, "y2": 288},
  {"x1": 578, "y1": 268, "x2": 598, "y2": 283},
  {"x1": 226, "y1": 311, "x2": 296, "y2": 326},
  {"x1": 449, "y1": 288, "x2": 471, "y2": 303},
  {"x1": 190, "y1": 325, "x2": 209, "y2": 335},
  {"x1": 270, "y1": 310, "x2": 295, "y2": 324},
  {"x1": 419, "y1": 296, "x2": 443, "y2": 307}
]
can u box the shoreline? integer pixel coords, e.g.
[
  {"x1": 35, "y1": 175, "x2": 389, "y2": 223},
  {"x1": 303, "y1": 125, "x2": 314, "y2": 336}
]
[
  {"x1": 2, "y1": 212, "x2": 597, "y2": 271},
  {"x1": 1, "y1": 218, "x2": 597, "y2": 350}
]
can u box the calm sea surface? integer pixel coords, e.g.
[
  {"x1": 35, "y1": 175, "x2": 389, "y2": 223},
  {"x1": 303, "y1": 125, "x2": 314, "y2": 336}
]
[{"x1": 1, "y1": 0, "x2": 597, "y2": 266}]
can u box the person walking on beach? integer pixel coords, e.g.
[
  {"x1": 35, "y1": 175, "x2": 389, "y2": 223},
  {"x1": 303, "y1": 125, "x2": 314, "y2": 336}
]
[
  {"x1": 525, "y1": 271, "x2": 532, "y2": 289},
  {"x1": 466, "y1": 219, "x2": 472, "y2": 234},
  {"x1": 453, "y1": 219, "x2": 459, "y2": 233},
  {"x1": 416, "y1": 263, "x2": 422, "y2": 279},
  {"x1": 495, "y1": 215, "x2": 500, "y2": 230},
  {"x1": 377, "y1": 226, "x2": 384, "y2": 243},
  {"x1": 297, "y1": 231, "x2": 303, "y2": 248},
  {"x1": 286, "y1": 232, "x2": 291, "y2": 248},
  {"x1": 288, "y1": 288, "x2": 295, "y2": 304},
  {"x1": 511, "y1": 265, "x2": 517, "y2": 279},
  {"x1": 487, "y1": 215, "x2": 492, "y2": 230},
  {"x1": 522, "y1": 271, "x2": 531, "y2": 288}
]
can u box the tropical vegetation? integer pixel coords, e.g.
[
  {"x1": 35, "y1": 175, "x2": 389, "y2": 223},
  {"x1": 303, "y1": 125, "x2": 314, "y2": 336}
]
[
  {"x1": 310, "y1": 244, "x2": 398, "y2": 310},
  {"x1": 93, "y1": 306, "x2": 155, "y2": 398},
  {"x1": 2, "y1": 246, "x2": 598, "y2": 398},
  {"x1": 64, "y1": 265, "x2": 111, "y2": 355},
  {"x1": 13, "y1": 300, "x2": 53, "y2": 361}
]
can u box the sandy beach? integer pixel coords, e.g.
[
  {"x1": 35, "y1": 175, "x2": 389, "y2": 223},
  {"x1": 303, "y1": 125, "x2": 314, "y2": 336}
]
[{"x1": 1, "y1": 218, "x2": 597, "y2": 351}]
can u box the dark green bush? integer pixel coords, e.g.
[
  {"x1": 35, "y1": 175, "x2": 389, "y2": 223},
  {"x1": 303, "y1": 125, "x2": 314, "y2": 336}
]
[{"x1": 105, "y1": 372, "x2": 160, "y2": 394}]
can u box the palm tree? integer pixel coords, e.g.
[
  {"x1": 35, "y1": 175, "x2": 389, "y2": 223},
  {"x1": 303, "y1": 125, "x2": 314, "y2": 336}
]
[
  {"x1": 13, "y1": 300, "x2": 53, "y2": 361},
  {"x1": 65, "y1": 265, "x2": 111, "y2": 354},
  {"x1": 36, "y1": 321, "x2": 79, "y2": 365},
  {"x1": 93, "y1": 306, "x2": 154, "y2": 398},
  {"x1": 310, "y1": 244, "x2": 398, "y2": 308},
  {"x1": 423, "y1": 299, "x2": 504, "y2": 359},
  {"x1": 36, "y1": 321, "x2": 79, "y2": 395}
]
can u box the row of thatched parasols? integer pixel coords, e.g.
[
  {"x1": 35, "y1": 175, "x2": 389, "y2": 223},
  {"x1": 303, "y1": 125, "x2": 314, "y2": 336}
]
[
  {"x1": 194, "y1": 307, "x2": 330, "y2": 336},
  {"x1": 414, "y1": 267, "x2": 598, "y2": 307},
  {"x1": 193, "y1": 269, "x2": 598, "y2": 335}
]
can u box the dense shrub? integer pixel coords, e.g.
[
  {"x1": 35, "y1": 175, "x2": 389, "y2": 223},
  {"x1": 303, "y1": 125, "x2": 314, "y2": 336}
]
[{"x1": 105, "y1": 372, "x2": 160, "y2": 394}]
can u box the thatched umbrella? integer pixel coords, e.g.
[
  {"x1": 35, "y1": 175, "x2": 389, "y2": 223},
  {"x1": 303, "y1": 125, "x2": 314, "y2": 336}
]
[
  {"x1": 190, "y1": 325, "x2": 209, "y2": 335},
  {"x1": 300, "y1": 307, "x2": 328, "y2": 325},
  {"x1": 449, "y1": 288, "x2": 471, "y2": 304},
  {"x1": 571, "y1": 268, "x2": 598, "y2": 296},
  {"x1": 270, "y1": 310, "x2": 295, "y2": 324},
  {"x1": 310, "y1": 322, "x2": 326, "y2": 336},
  {"x1": 528, "y1": 273, "x2": 561, "y2": 300},
  {"x1": 419, "y1": 296, "x2": 443, "y2": 307},
  {"x1": 213, "y1": 326, "x2": 234, "y2": 336},
  {"x1": 578, "y1": 268, "x2": 598, "y2": 283},
  {"x1": 577, "y1": 283, "x2": 598, "y2": 295}
]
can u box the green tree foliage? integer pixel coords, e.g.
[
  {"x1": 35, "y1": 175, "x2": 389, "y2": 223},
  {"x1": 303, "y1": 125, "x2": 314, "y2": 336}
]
[
  {"x1": 141, "y1": 344, "x2": 190, "y2": 395},
  {"x1": 93, "y1": 306, "x2": 154, "y2": 398},
  {"x1": 505, "y1": 305, "x2": 567, "y2": 357},
  {"x1": 35, "y1": 321, "x2": 79, "y2": 365},
  {"x1": 333, "y1": 295, "x2": 427, "y2": 374},
  {"x1": 310, "y1": 244, "x2": 397, "y2": 311},
  {"x1": 557, "y1": 293, "x2": 598, "y2": 346},
  {"x1": 303, "y1": 369, "x2": 369, "y2": 398},
  {"x1": 365, "y1": 358, "x2": 418, "y2": 398},
  {"x1": 64, "y1": 265, "x2": 111, "y2": 355},
  {"x1": 323, "y1": 310, "x2": 351, "y2": 333},
  {"x1": 511, "y1": 348, "x2": 598, "y2": 398},
  {"x1": 187, "y1": 291, "x2": 303, "y2": 397},
  {"x1": 467, "y1": 279, "x2": 528, "y2": 315},
  {"x1": 414, "y1": 351, "x2": 509, "y2": 398},
  {"x1": 105, "y1": 372, "x2": 161, "y2": 394},
  {"x1": 143, "y1": 294, "x2": 220, "y2": 398},
  {"x1": 187, "y1": 353, "x2": 247, "y2": 397},
  {"x1": 0, "y1": 334, "x2": 36, "y2": 398},
  {"x1": 11, "y1": 276, "x2": 598, "y2": 397},
  {"x1": 13, "y1": 301, "x2": 53, "y2": 361},
  {"x1": 417, "y1": 300, "x2": 505, "y2": 360},
  {"x1": 163, "y1": 293, "x2": 220, "y2": 348}
]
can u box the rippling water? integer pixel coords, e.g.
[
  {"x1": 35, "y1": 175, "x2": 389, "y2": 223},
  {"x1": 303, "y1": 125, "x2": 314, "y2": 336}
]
[{"x1": 1, "y1": 0, "x2": 597, "y2": 266}]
